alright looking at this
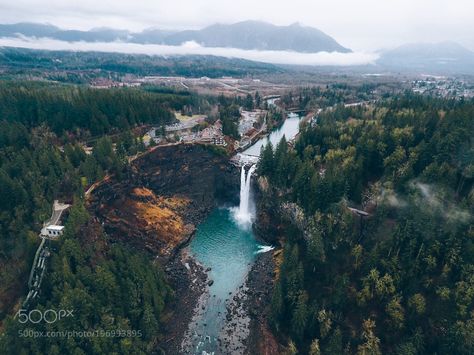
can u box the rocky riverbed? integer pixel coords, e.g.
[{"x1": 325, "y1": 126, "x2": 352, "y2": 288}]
[
  {"x1": 173, "y1": 249, "x2": 278, "y2": 355},
  {"x1": 219, "y1": 281, "x2": 251, "y2": 354},
  {"x1": 219, "y1": 250, "x2": 279, "y2": 354},
  {"x1": 161, "y1": 249, "x2": 208, "y2": 354}
]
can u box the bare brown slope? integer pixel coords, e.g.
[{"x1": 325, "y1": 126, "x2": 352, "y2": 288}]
[{"x1": 88, "y1": 144, "x2": 239, "y2": 257}]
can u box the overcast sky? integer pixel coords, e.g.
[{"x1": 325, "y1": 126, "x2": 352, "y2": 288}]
[{"x1": 0, "y1": 0, "x2": 473, "y2": 51}]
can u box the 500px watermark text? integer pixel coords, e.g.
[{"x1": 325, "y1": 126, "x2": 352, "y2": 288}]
[
  {"x1": 15, "y1": 309, "x2": 74, "y2": 324},
  {"x1": 18, "y1": 329, "x2": 143, "y2": 338}
]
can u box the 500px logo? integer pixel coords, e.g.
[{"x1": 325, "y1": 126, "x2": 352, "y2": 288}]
[{"x1": 15, "y1": 309, "x2": 74, "y2": 324}]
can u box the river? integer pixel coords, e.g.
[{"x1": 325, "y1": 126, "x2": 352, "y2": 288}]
[
  {"x1": 242, "y1": 112, "x2": 301, "y2": 157},
  {"x1": 185, "y1": 109, "x2": 302, "y2": 354}
]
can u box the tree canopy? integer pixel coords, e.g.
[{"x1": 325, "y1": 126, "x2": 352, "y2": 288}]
[{"x1": 258, "y1": 92, "x2": 474, "y2": 354}]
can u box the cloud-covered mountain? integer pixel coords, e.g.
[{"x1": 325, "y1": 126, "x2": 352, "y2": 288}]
[
  {"x1": 377, "y1": 41, "x2": 474, "y2": 74},
  {"x1": 0, "y1": 21, "x2": 351, "y2": 54},
  {"x1": 158, "y1": 21, "x2": 351, "y2": 53},
  {"x1": 129, "y1": 28, "x2": 177, "y2": 44},
  {"x1": 0, "y1": 22, "x2": 60, "y2": 38},
  {"x1": 2, "y1": 22, "x2": 474, "y2": 73},
  {"x1": 53, "y1": 28, "x2": 130, "y2": 43}
]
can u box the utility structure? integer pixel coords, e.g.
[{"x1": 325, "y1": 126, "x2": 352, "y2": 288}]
[
  {"x1": 41, "y1": 225, "x2": 65, "y2": 239},
  {"x1": 23, "y1": 200, "x2": 70, "y2": 308}
]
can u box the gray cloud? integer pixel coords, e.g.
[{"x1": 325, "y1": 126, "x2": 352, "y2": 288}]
[{"x1": 0, "y1": 0, "x2": 473, "y2": 51}]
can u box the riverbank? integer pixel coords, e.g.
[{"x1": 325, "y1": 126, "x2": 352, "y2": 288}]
[
  {"x1": 164, "y1": 235, "x2": 280, "y2": 355},
  {"x1": 177, "y1": 206, "x2": 260, "y2": 354},
  {"x1": 235, "y1": 107, "x2": 296, "y2": 156},
  {"x1": 215, "y1": 246, "x2": 280, "y2": 354},
  {"x1": 242, "y1": 112, "x2": 301, "y2": 157},
  {"x1": 245, "y1": 250, "x2": 280, "y2": 354},
  {"x1": 161, "y1": 249, "x2": 208, "y2": 354}
]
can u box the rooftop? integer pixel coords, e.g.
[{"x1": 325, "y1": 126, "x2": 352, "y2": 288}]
[{"x1": 46, "y1": 225, "x2": 65, "y2": 231}]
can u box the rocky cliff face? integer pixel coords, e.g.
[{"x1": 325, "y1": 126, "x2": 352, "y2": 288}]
[{"x1": 88, "y1": 144, "x2": 239, "y2": 257}]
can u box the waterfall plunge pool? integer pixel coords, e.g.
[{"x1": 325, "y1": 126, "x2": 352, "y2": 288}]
[
  {"x1": 187, "y1": 165, "x2": 269, "y2": 354},
  {"x1": 188, "y1": 208, "x2": 261, "y2": 354},
  {"x1": 185, "y1": 110, "x2": 302, "y2": 353}
]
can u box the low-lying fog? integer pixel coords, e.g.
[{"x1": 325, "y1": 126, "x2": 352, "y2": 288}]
[{"x1": 0, "y1": 36, "x2": 378, "y2": 66}]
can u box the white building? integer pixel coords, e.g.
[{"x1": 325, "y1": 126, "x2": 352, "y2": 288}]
[{"x1": 42, "y1": 225, "x2": 65, "y2": 238}]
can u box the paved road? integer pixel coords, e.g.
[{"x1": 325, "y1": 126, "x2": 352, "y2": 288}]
[{"x1": 42, "y1": 200, "x2": 70, "y2": 226}]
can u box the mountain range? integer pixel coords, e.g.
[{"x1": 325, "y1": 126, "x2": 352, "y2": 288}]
[
  {"x1": 377, "y1": 41, "x2": 474, "y2": 74},
  {"x1": 1, "y1": 21, "x2": 474, "y2": 74},
  {"x1": 0, "y1": 21, "x2": 351, "y2": 53}
]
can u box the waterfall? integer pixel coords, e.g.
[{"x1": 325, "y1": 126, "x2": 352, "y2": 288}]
[
  {"x1": 240, "y1": 164, "x2": 247, "y2": 211},
  {"x1": 234, "y1": 164, "x2": 256, "y2": 225}
]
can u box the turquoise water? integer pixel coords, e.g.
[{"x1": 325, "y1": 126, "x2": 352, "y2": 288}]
[
  {"x1": 189, "y1": 208, "x2": 260, "y2": 354},
  {"x1": 186, "y1": 110, "x2": 301, "y2": 354}
]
